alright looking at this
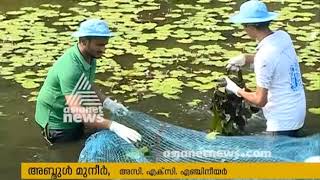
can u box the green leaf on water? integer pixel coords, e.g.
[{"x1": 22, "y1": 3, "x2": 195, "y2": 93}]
[
  {"x1": 0, "y1": 111, "x2": 6, "y2": 117},
  {"x1": 165, "y1": 13, "x2": 181, "y2": 18},
  {"x1": 28, "y1": 96, "x2": 37, "y2": 102},
  {"x1": 148, "y1": 78, "x2": 183, "y2": 99},
  {"x1": 6, "y1": 11, "x2": 26, "y2": 15},
  {"x1": 124, "y1": 98, "x2": 138, "y2": 103},
  {"x1": 142, "y1": 94, "x2": 156, "y2": 99},
  {"x1": 206, "y1": 131, "x2": 220, "y2": 140},
  {"x1": 189, "y1": 45, "x2": 205, "y2": 50},
  {"x1": 120, "y1": 85, "x2": 133, "y2": 92},
  {"x1": 303, "y1": 72, "x2": 320, "y2": 91},
  {"x1": 139, "y1": 146, "x2": 150, "y2": 156},
  {"x1": 111, "y1": 90, "x2": 126, "y2": 94},
  {"x1": 197, "y1": 0, "x2": 211, "y2": 3},
  {"x1": 78, "y1": 2, "x2": 97, "y2": 6},
  {"x1": 308, "y1": 107, "x2": 320, "y2": 115},
  {"x1": 0, "y1": 67, "x2": 14, "y2": 76},
  {"x1": 187, "y1": 99, "x2": 202, "y2": 107},
  {"x1": 170, "y1": 70, "x2": 187, "y2": 77},
  {"x1": 156, "y1": 112, "x2": 170, "y2": 118},
  {"x1": 163, "y1": 94, "x2": 180, "y2": 99},
  {"x1": 0, "y1": 15, "x2": 5, "y2": 20},
  {"x1": 40, "y1": 4, "x2": 62, "y2": 8},
  {"x1": 21, "y1": 80, "x2": 40, "y2": 89},
  {"x1": 177, "y1": 38, "x2": 193, "y2": 43},
  {"x1": 153, "y1": 17, "x2": 166, "y2": 21}
]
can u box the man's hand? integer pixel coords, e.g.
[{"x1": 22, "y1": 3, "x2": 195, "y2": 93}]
[
  {"x1": 109, "y1": 121, "x2": 142, "y2": 143},
  {"x1": 225, "y1": 77, "x2": 241, "y2": 97},
  {"x1": 226, "y1": 54, "x2": 246, "y2": 70},
  {"x1": 103, "y1": 98, "x2": 128, "y2": 115}
]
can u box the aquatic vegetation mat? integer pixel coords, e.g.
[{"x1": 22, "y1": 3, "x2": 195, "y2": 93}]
[{"x1": 0, "y1": 0, "x2": 318, "y2": 105}]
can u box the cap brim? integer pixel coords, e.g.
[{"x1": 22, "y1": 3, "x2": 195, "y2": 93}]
[
  {"x1": 228, "y1": 12, "x2": 278, "y2": 24},
  {"x1": 72, "y1": 31, "x2": 114, "y2": 38}
]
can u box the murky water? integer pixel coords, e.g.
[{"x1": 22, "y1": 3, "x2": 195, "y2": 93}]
[{"x1": 0, "y1": 0, "x2": 319, "y2": 179}]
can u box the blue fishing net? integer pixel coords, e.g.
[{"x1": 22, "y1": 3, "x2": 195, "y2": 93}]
[{"x1": 79, "y1": 111, "x2": 320, "y2": 162}]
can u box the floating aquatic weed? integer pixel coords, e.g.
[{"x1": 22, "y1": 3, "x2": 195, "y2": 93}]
[
  {"x1": 165, "y1": 13, "x2": 181, "y2": 18},
  {"x1": 40, "y1": 4, "x2": 62, "y2": 8},
  {"x1": 148, "y1": 78, "x2": 183, "y2": 99},
  {"x1": 0, "y1": 0, "x2": 318, "y2": 109},
  {"x1": 78, "y1": 2, "x2": 97, "y2": 6},
  {"x1": 95, "y1": 80, "x2": 116, "y2": 88},
  {"x1": 0, "y1": 15, "x2": 5, "y2": 20},
  {"x1": 303, "y1": 72, "x2": 320, "y2": 91},
  {"x1": 0, "y1": 67, "x2": 15, "y2": 76},
  {"x1": 169, "y1": 70, "x2": 187, "y2": 78},
  {"x1": 0, "y1": 111, "x2": 7, "y2": 117},
  {"x1": 156, "y1": 112, "x2": 170, "y2": 118},
  {"x1": 0, "y1": 105, "x2": 7, "y2": 117},
  {"x1": 187, "y1": 99, "x2": 202, "y2": 107},
  {"x1": 242, "y1": 73, "x2": 256, "y2": 90},
  {"x1": 197, "y1": 0, "x2": 211, "y2": 3},
  {"x1": 6, "y1": 11, "x2": 26, "y2": 16},
  {"x1": 177, "y1": 38, "x2": 194, "y2": 43},
  {"x1": 28, "y1": 96, "x2": 37, "y2": 102},
  {"x1": 206, "y1": 131, "x2": 220, "y2": 140},
  {"x1": 120, "y1": 85, "x2": 133, "y2": 92},
  {"x1": 308, "y1": 107, "x2": 320, "y2": 115},
  {"x1": 180, "y1": 75, "x2": 215, "y2": 92},
  {"x1": 124, "y1": 98, "x2": 139, "y2": 103},
  {"x1": 153, "y1": 17, "x2": 165, "y2": 21},
  {"x1": 21, "y1": 79, "x2": 40, "y2": 89}
]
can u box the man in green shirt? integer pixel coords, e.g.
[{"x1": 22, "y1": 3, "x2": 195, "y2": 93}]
[{"x1": 35, "y1": 19, "x2": 141, "y2": 144}]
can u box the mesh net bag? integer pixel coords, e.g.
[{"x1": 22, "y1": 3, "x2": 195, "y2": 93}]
[{"x1": 79, "y1": 111, "x2": 320, "y2": 162}]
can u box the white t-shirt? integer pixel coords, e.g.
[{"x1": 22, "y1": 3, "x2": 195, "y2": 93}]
[{"x1": 254, "y1": 30, "x2": 306, "y2": 131}]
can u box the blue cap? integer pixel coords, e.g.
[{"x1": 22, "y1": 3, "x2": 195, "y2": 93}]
[
  {"x1": 229, "y1": 0, "x2": 278, "y2": 24},
  {"x1": 72, "y1": 19, "x2": 113, "y2": 38}
]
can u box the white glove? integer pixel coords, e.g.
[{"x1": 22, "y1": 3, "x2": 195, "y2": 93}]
[
  {"x1": 103, "y1": 98, "x2": 128, "y2": 116},
  {"x1": 225, "y1": 77, "x2": 241, "y2": 97},
  {"x1": 109, "y1": 121, "x2": 142, "y2": 143},
  {"x1": 226, "y1": 54, "x2": 246, "y2": 70}
]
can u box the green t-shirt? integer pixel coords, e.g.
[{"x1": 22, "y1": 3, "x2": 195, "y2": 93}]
[{"x1": 35, "y1": 44, "x2": 96, "y2": 129}]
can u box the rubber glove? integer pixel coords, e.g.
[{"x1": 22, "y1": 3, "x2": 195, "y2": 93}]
[
  {"x1": 226, "y1": 54, "x2": 246, "y2": 70},
  {"x1": 103, "y1": 98, "x2": 128, "y2": 116},
  {"x1": 225, "y1": 77, "x2": 241, "y2": 97},
  {"x1": 109, "y1": 121, "x2": 142, "y2": 143}
]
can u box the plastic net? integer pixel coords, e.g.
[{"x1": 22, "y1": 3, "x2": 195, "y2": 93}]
[{"x1": 79, "y1": 111, "x2": 320, "y2": 162}]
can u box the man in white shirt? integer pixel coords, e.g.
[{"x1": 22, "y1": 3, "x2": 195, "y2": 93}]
[{"x1": 225, "y1": 0, "x2": 306, "y2": 137}]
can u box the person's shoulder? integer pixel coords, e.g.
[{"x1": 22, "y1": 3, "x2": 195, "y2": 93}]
[
  {"x1": 275, "y1": 30, "x2": 291, "y2": 38},
  {"x1": 255, "y1": 44, "x2": 278, "y2": 64},
  {"x1": 58, "y1": 44, "x2": 77, "y2": 59},
  {"x1": 56, "y1": 45, "x2": 81, "y2": 68},
  {"x1": 261, "y1": 30, "x2": 290, "y2": 53},
  {"x1": 52, "y1": 46, "x2": 82, "y2": 78},
  {"x1": 274, "y1": 30, "x2": 292, "y2": 43},
  {"x1": 255, "y1": 30, "x2": 293, "y2": 65}
]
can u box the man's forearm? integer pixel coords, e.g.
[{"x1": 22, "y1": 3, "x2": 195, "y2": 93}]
[
  {"x1": 67, "y1": 105, "x2": 112, "y2": 129},
  {"x1": 83, "y1": 116, "x2": 112, "y2": 129},
  {"x1": 238, "y1": 89, "x2": 267, "y2": 108},
  {"x1": 91, "y1": 84, "x2": 107, "y2": 102},
  {"x1": 65, "y1": 95, "x2": 112, "y2": 129}
]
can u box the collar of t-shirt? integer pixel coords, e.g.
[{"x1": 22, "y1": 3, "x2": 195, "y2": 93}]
[{"x1": 256, "y1": 30, "x2": 286, "y2": 50}]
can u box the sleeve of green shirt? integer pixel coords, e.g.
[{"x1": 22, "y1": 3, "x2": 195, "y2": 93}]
[{"x1": 58, "y1": 64, "x2": 83, "y2": 95}]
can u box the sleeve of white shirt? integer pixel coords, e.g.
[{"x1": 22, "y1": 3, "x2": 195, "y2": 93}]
[{"x1": 254, "y1": 55, "x2": 277, "y2": 89}]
